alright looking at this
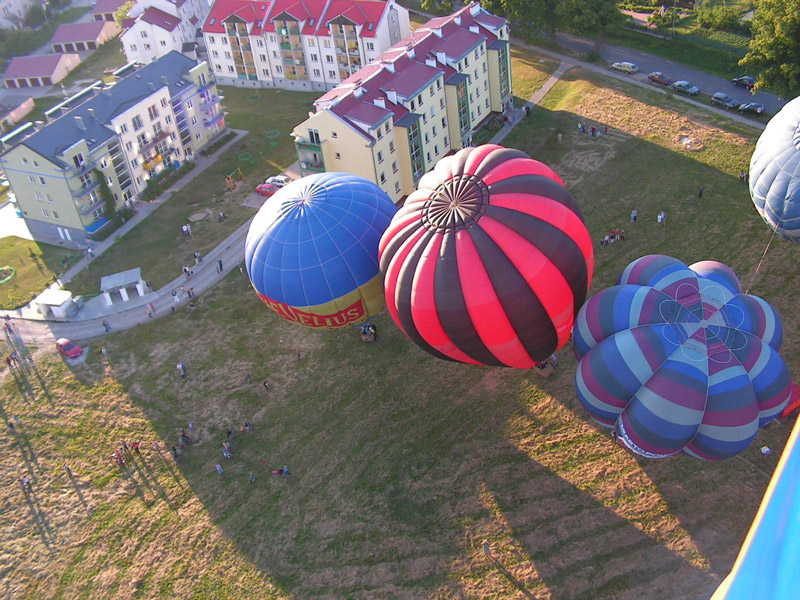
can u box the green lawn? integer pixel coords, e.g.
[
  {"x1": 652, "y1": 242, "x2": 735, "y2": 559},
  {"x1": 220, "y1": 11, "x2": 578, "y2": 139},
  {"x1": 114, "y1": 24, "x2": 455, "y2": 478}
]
[
  {"x1": 4, "y1": 67, "x2": 798, "y2": 599},
  {"x1": 0, "y1": 236, "x2": 78, "y2": 308},
  {"x1": 60, "y1": 38, "x2": 127, "y2": 88},
  {"x1": 64, "y1": 86, "x2": 318, "y2": 296}
]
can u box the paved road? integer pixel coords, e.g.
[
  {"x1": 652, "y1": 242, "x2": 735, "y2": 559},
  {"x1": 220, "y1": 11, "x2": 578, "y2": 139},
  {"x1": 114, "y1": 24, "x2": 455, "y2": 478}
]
[{"x1": 555, "y1": 31, "x2": 787, "y2": 115}]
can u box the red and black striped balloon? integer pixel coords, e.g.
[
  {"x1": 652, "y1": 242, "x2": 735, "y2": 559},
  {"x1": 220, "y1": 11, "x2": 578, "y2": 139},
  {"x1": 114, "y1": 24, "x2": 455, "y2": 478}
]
[{"x1": 378, "y1": 144, "x2": 594, "y2": 368}]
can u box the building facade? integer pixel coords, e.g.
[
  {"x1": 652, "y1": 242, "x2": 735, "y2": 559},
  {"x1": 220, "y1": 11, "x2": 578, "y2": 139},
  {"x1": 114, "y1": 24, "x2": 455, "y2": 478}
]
[
  {"x1": 291, "y1": 2, "x2": 511, "y2": 204},
  {"x1": 202, "y1": 0, "x2": 409, "y2": 92},
  {"x1": 0, "y1": 52, "x2": 224, "y2": 247},
  {"x1": 0, "y1": 0, "x2": 33, "y2": 30},
  {"x1": 121, "y1": 0, "x2": 211, "y2": 64}
]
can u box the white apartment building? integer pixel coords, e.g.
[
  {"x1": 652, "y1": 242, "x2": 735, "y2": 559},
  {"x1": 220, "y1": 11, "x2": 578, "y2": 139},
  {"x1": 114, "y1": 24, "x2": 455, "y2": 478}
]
[
  {"x1": 121, "y1": 0, "x2": 212, "y2": 64},
  {"x1": 202, "y1": 0, "x2": 409, "y2": 92},
  {"x1": 0, "y1": 0, "x2": 33, "y2": 29}
]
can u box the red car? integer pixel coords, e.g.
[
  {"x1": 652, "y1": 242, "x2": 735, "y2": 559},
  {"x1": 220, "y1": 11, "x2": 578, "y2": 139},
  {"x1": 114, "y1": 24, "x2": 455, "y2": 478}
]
[
  {"x1": 256, "y1": 182, "x2": 279, "y2": 197},
  {"x1": 56, "y1": 337, "x2": 83, "y2": 359},
  {"x1": 648, "y1": 71, "x2": 672, "y2": 86}
]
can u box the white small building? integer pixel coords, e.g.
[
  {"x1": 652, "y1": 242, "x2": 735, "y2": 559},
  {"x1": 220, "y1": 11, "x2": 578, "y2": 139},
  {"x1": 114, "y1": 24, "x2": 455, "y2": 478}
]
[
  {"x1": 121, "y1": 0, "x2": 211, "y2": 64},
  {"x1": 37, "y1": 289, "x2": 78, "y2": 318}
]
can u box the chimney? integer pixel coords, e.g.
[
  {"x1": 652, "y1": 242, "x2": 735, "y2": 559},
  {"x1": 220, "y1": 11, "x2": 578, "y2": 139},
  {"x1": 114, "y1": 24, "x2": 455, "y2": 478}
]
[
  {"x1": 383, "y1": 61, "x2": 395, "y2": 73},
  {"x1": 373, "y1": 97, "x2": 385, "y2": 108},
  {"x1": 470, "y1": 3, "x2": 480, "y2": 16},
  {"x1": 407, "y1": 48, "x2": 415, "y2": 59},
  {"x1": 161, "y1": 75, "x2": 169, "y2": 84},
  {"x1": 454, "y1": 16, "x2": 461, "y2": 26},
  {"x1": 435, "y1": 51, "x2": 446, "y2": 64},
  {"x1": 432, "y1": 27, "x2": 442, "y2": 38},
  {"x1": 354, "y1": 86, "x2": 366, "y2": 97},
  {"x1": 60, "y1": 106, "x2": 70, "y2": 115},
  {"x1": 102, "y1": 87, "x2": 112, "y2": 96},
  {"x1": 425, "y1": 58, "x2": 436, "y2": 68},
  {"x1": 386, "y1": 89, "x2": 397, "y2": 104},
  {"x1": 88, "y1": 108, "x2": 96, "y2": 119},
  {"x1": 74, "y1": 116, "x2": 85, "y2": 130},
  {"x1": 147, "y1": 82, "x2": 154, "y2": 90},
  {"x1": 469, "y1": 25, "x2": 479, "y2": 34},
  {"x1": 33, "y1": 120, "x2": 44, "y2": 131}
]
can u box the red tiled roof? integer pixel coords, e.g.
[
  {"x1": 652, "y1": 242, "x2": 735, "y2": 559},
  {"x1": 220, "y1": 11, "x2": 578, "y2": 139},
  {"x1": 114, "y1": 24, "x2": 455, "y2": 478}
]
[
  {"x1": 428, "y1": 26, "x2": 484, "y2": 60},
  {"x1": 202, "y1": 0, "x2": 271, "y2": 35},
  {"x1": 92, "y1": 0, "x2": 128, "y2": 15},
  {"x1": 141, "y1": 7, "x2": 182, "y2": 32},
  {"x1": 337, "y1": 97, "x2": 391, "y2": 127},
  {"x1": 51, "y1": 21, "x2": 108, "y2": 44},
  {"x1": 315, "y1": 0, "x2": 387, "y2": 37},
  {"x1": 3, "y1": 53, "x2": 80, "y2": 79},
  {"x1": 121, "y1": 17, "x2": 135, "y2": 29},
  {"x1": 474, "y1": 12, "x2": 505, "y2": 29}
]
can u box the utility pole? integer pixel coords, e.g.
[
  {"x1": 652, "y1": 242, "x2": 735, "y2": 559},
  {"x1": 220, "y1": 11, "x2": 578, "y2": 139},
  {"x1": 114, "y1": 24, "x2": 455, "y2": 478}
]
[{"x1": 671, "y1": 0, "x2": 677, "y2": 40}]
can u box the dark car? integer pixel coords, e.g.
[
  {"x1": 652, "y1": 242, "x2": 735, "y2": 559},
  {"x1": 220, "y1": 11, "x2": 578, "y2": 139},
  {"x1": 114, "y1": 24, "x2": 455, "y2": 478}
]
[
  {"x1": 711, "y1": 92, "x2": 740, "y2": 109},
  {"x1": 648, "y1": 71, "x2": 672, "y2": 86},
  {"x1": 732, "y1": 75, "x2": 756, "y2": 90},
  {"x1": 671, "y1": 80, "x2": 700, "y2": 96},
  {"x1": 739, "y1": 102, "x2": 765, "y2": 115},
  {"x1": 56, "y1": 337, "x2": 83, "y2": 359}
]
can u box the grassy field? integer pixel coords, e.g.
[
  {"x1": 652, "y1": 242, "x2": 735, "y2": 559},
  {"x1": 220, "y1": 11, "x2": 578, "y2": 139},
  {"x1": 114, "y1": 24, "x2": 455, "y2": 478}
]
[
  {"x1": 64, "y1": 86, "x2": 317, "y2": 297},
  {"x1": 2, "y1": 67, "x2": 798, "y2": 599},
  {"x1": 0, "y1": 236, "x2": 78, "y2": 309},
  {"x1": 60, "y1": 38, "x2": 128, "y2": 88}
]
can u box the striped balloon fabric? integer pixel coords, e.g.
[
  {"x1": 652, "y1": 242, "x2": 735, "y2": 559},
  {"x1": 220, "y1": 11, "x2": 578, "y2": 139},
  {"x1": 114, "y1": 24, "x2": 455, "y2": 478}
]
[
  {"x1": 750, "y1": 95, "x2": 800, "y2": 243},
  {"x1": 574, "y1": 255, "x2": 791, "y2": 460},
  {"x1": 379, "y1": 144, "x2": 593, "y2": 368}
]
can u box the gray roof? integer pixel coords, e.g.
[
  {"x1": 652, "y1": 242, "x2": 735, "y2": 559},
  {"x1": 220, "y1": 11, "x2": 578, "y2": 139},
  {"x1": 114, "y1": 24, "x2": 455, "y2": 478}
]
[
  {"x1": 100, "y1": 267, "x2": 142, "y2": 291},
  {"x1": 488, "y1": 39, "x2": 508, "y2": 50},
  {"x1": 15, "y1": 52, "x2": 199, "y2": 168}
]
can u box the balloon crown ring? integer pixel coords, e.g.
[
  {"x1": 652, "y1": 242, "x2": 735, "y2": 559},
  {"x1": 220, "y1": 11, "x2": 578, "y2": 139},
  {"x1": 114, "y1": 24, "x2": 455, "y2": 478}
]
[{"x1": 421, "y1": 174, "x2": 490, "y2": 233}]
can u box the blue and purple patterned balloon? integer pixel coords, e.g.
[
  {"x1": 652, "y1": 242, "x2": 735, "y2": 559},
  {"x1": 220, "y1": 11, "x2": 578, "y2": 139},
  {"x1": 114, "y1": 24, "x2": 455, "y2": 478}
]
[{"x1": 573, "y1": 255, "x2": 791, "y2": 461}]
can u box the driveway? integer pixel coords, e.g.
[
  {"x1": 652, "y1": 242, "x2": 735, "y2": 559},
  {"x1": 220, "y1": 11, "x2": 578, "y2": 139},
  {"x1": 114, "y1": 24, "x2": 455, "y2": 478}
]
[{"x1": 554, "y1": 31, "x2": 786, "y2": 115}]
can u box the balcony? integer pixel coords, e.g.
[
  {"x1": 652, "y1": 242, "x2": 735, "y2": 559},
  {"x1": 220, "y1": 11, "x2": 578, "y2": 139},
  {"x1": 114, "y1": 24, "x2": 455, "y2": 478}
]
[
  {"x1": 74, "y1": 179, "x2": 100, "y2": 197},
  {"x1": 78, "y1": 194, "x2": 103, "y2": 215},
  {"x1": 200, "y1": 95, "x2": 221, "y2": 111},
  {"x1": 300, "y1": 161, "x2": 324, "y2": 173},
  {"x1": 204, "y1": 112, "x2": 224, "y2": 127},
  {"x1": 69, "y1": 158, "x2": 96, "y2": 177},
  {"x1": 280, "y1": 42, "x2": 291, "y2": 50},
  {"x1": 296, "y1": 139, "x2": 321, "y2": 151},
  {"x1": 197, "y1": 77, "x2": 216, "y2": 93},
  {"x1": 283, "y1": 57, "x2": 295, "y2": 66},
  {"x1": 138, "y1": 131, "x2": 170, "y2": 155}
]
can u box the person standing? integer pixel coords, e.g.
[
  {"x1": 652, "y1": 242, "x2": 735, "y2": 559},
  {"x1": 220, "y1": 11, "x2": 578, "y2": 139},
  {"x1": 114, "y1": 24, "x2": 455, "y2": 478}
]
[
  {"x1": 145, "y1": 305, "x2": 153, "y2": 319},
  {"x1": 102, "y1": 319, "x2": 111, "y2": 333},
  {"x1": 101, "y1": 346, "x2": 108, "y2": 361},
  {"x1": 172, "y1": 290, "x2": 179, "y2": 304},
  {"x1": 631, "y1": 208, "x2": 638, "y2": 223},
  {"x1": 249, "y1": 472, "x2": 255, "y2": 484},
  {"x1": 661, "y1": 210, "x2": 667, "y2": 227},
  {"x1": 698, "y1": 186, "x2": 704, "y2": 199},
  {"x1": 217, "y1": 258, "x2": 223, "y2": 274},
  {"x1": 557, "y1": 132, "x2": 563, "y2": 144},
  {"x1": 657, "y1": 212, "x2": 663, "y2": 226}
]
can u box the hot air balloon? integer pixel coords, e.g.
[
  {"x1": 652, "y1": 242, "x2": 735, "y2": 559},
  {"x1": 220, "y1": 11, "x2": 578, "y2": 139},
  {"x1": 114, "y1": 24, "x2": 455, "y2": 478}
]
[
  {"x1": 379, "y1": 144, "x2": 594, "y2": 368},
  {"x1": 574, "y1": 255, "x2": 791, "y2": 460},
  {"x1": 750, "y1": 96, "x2": 800, "y2": 242},
  {"x1": 245, "y1": 172, "x2": 396, "y2": 329}
]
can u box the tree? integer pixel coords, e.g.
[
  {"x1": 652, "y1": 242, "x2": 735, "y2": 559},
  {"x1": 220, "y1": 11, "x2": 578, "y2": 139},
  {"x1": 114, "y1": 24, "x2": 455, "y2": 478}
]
[
  {"x1": 420, "y1": 0, "x2": 453, "y2": 15},
  {"x1": 740, "y1": 0, "x2": 800, "y2": 97},
  {"x1": 557, "y1": 0, "x2": 624, "y2": 53},
  {"x1": 502, "y1": 0, "x2": 559, "y2": 45},
  {"x1": 95, "y1": 169, "x2": 119, "y2": 225},
  {"x1": 114, "y1": 1, "x2": 135, "y2": 28}
]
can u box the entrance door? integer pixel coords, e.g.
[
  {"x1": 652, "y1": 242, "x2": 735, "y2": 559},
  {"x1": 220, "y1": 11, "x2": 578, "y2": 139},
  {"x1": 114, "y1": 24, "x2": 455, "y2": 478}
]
[{"x1": 57, "y1": 227, "x2": 66, "y2": 240}]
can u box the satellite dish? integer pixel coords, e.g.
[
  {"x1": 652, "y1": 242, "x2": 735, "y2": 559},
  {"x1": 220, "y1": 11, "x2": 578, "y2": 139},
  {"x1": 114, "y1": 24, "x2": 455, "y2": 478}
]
[
  {"x1": 301, "y1": 162, "x2": 307, "y2": 169},
  {"x1": 308, "y1": 111, "x2": 314, "y2": 118}
]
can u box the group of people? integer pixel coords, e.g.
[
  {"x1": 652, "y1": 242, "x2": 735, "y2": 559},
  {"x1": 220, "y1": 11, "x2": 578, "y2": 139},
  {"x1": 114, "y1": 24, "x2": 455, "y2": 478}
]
[
  {"x1": 5, "y1": 351, "x2": 22, "y2": 370},
  {"x1": 577, "y1": 121, "x2": 608, "y2": 138},
  {"x1": 599, "y1": 227, "x2": 626, "y2": 247},
  {"x1": 112, "y1": 439, "x2": 142, "y2": 467},
  {"x1": 361, "y1": 322, "x2": 378, "y2": 343}
]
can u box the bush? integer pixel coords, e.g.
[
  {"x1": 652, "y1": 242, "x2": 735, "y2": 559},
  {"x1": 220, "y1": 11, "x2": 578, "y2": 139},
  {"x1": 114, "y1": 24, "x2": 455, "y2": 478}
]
[
  {"x1": 199, "y1": 130, "x2": 236, "y2": 156},
  {"x1": 23, "y1": 5, "x2": 49, "y2": 28},
  {"x1": 141, "y1": 161, "x2": 196, "y2": 201},
  {"x1": 695, "y1": 5, "x2": 740, "y2": 32}
]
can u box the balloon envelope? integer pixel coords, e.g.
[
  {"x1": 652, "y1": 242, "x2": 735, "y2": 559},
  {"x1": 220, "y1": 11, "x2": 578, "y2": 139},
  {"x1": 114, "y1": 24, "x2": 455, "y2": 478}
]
[
  {"x1": 574, "y1": 255, "x2": 791, "y2": 460},
  {"x1": 245, "y1": 172, "x2": 396, "y2": 328},
  {"x1": 750, "y1": 95, "x2": 800, "y2": 242},
  {"x1": 379, "y1": 144, "x2": 594, "y2": 368}
]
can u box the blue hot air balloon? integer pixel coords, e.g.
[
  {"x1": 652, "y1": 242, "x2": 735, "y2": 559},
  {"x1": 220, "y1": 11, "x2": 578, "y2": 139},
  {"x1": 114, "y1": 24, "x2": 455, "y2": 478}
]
[
  {"x1": 245, "y1": 172, "x2": 397, "y2": 329},
  {"x1": 573, "y1": 255, "x2": 791, "y2": 461},
  {"x1": 750, "y1": 96, "x2": 800, "y2": 242}
]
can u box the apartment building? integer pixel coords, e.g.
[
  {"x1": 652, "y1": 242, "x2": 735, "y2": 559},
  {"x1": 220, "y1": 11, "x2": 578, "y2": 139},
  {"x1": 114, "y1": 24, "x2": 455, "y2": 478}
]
[
  {"x1": 202, "y1": 0, "x2": 409, "y2": 91},
  {"x1": 0, "y1": 52, "x2": 224, "y2": 247},
  {"x1": 0, "y1": 0, "x2": 33, "y2": 29},
  {"x1": 121, "y1": 0, "x2": 211, "y2": 64},
  {"x1": 291, "y1": 2, "x2": 511, "y2": 204}
]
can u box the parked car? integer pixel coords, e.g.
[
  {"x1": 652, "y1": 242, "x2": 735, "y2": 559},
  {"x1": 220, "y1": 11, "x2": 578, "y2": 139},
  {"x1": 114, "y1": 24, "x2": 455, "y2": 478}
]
[
  {"x1": 647, "y1": 71, "x2": 672, "y2": 86},
  {"x1": 671, "y1": 80, "x2": 700, "y2": 96},
  {"x1": 611, "y1": 61, "x2": 638, "y2": 74},
  {"x1": 711, "y1": 92, "x2": 740, "y2": 109},
  {"x1": 56, "y1": 338, "x2": 83, "y2": 359},
  {"x1": 732, "y1": 75, "x2": 756, "y2": 90},
  {"x1": 739, "y1": 102, "x2": 765, "y2": 115},
  {"x1": 265, "y1": 175, "x2": 291, "y2": 187},
  {"x1": 256, "y1": 182, "x2": 280, "y2": 197}
]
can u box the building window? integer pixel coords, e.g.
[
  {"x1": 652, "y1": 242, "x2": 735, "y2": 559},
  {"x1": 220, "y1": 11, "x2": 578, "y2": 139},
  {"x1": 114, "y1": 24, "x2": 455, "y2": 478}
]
[
  {"x1": 191, "y1": 116, "x2": 198, "y2": 125},
  {"x1": 485, "y1": 98, "x2": 489, "y2": 108},
  {"x1": 331, "y1": 131, "x2": 338, "y2": 138},
  {"x1": 126, "y1": 141, "x2": 133, "y2": 152},
  {"x1": 277, "y1": 66, "x2": 283, "y2": 74},
  {"x1": 328, "y1": 70, "x2": 335, "y2": 78},
  {"x1": 269, "y1": 35, "x2": 275, "y2": 42},
  {"x1": 430, "y1": 106, "x2": 435, "y2": 118},
  {"x1": 484, "y1": 80, "x2": 488, "y2": 90},
  {"x1": 35, "y1": 192, "x2": 42, "y2": 201},
  {"x1": 392, "y1": 161, "x2": 397, "y2": 173},
  {"x1": 308, "y1": 38, "x2": 315, "y2": 46},
  {"x1": 335, "y1": 152, "x2": 341, "y2": 159},
  {"x1": 228, "y1": 66, "x2": 235, "y2": 73},
  {"x1": 195, "y1": 132, "x2": 201, "y2": 140},
  {"x1": 209, "y1": 36, "x2": 215, "y2": 44},
  {"x1": 224, "y1": 51, "x2": 231, "y2": 59},
  {"x1": 131, "y1": 44, "x2": 137, "y2": 51},
  {"x1": 41, "y1": 208, "x2": 49, "y2": 217},
  {"x1": 136, "y1": 176, "x2": 143, "y2": 185},
  {"x1": 216, "y1": 64, "x2": 221, "y2": 70},
  {"x1": 137, "y1": 132, "x2": 148, "y2": 146},
  {"x1": 132, "y1": 158, "x2": 138, "y2": 167},
  {"x1": 144, "y1": 43, "x2": 151, "y2": 50},
  {"x1": 107, "y1": 176, "x2": 113, "y2": 185},
  {"x1": 186, "y1": 100, "x2": 193, "y2": 109},
  {"x1": 33, "y1": 160, "x2": 39, "y2": 167},
  {"x1": 380, "y1": 172, "x2": 386, "y2": 184},
  {"x1": 376, "y1": 128, "x2": 382, "y2": 139},
  {"x1": 100, "y1": 158, "x2": 108, "y2": 168},
  {"x1": 256, "y1": 39, "x2": 264, "y2": 47},
  {"x1": 311, "y1": 53, "x2": 318, "y2": 61},
  {"x1": 429, "y1": 85, "x2": 434, "y2": 96},
  {"x1": 325, "y1": 55, "x2": 333, "y2": 63},
  {"x1": 160, "y1": 40, "x2": 167, "y2": 47},
  {"x1": 212, "y1": 50, "x2": 218, "y2": 58},
  {"x1": 474, "y1": 68, "x2": 478, "y2": 80},
  {"x1": 165, "y1": 114, "x2": 172, "y2": 124},
  {"x1": 170, "y1": 133, "x2": 176, "y2": 141},
  {"x1": 394, "y1": 181, "x2": 400, "y2": 193},
  {"x1": 323, "y1": 39, "x2": 330, "y2": 48},
  {"x1": 384, "y1": 122, "x2": 390, "y2": 133},
  {"x1": 427, "y1": 151, "x2": 432, "y2": 162},
  {"x1": 160, "y1": 97, "x2": 168, "y2": 108},
  {"x1": 425, "y1": 132, "x2": 430, "y2": 143},
  {"x1": 436, "y1": 79, "x2": 441, "y2": 90},
  {"x1": 432, "y1": 125, "x2": 437, "y2": 136},
  {"x1": 389, "y1": 141, "x2": 395, "y2": 153},
  {"x1": 410, "y1": 100, "x2": 415, "y2": 110},
  {"x1": 441, "y1": 117, "x2": 447, "y2": 128},
  {"x1": 476, "y1": 88, "x2": 480, "y2": 97},
  {"x1": 132, "y1": 115, "x2": 143, "y2": 130},
  {"x1": 53, "y1": 211, "x2": 59, "y2": 219},
  {"x1": 440, "y1": 98, "x2": 445, "y2": 109},
  {"x1": 45, "y1": 193, "x2": 52, "y2": 202},
  {"x1": 39, "y1": 176, "x2": 45, "y2": 185},
  {"x1": 272, "y1": 50, "x2": 278, "y2": 58},
  {"x1": 120, "y1": 123, "x2": 128, "y2": 134},
  {"x1": 444, "y1": 136, "x2": 448, "y2": 146},
  {"x1": 377, "y1": 150, "x2": 383, "y2": 163},
  {"x1": 313, "y1": 68, "x2": 320, "y2": 77},
  {"x1": 366, "y1": 42, "x2": 374, "y2": 51},
  {"x1": 262, "y1": 68, "x2": 269, "y2": 76},
  {"x1": 92, "y1": 207, "x2": 103, "y2": 220},
  {"x1": 483, "y1": 62, "x2": 487, "y2": 73},
  {"x1": 259, "y1": 54, "x2": 266, "y2": 61},
  {"x1": 435, "y1": 144, "x2": 439, "y2": 155},
  {"x1": 140, "y1": 30, "x2": 148, "y2": 38},
  {"x1": 28, "y1": 175, "x2": 35, "y2": 183}
]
